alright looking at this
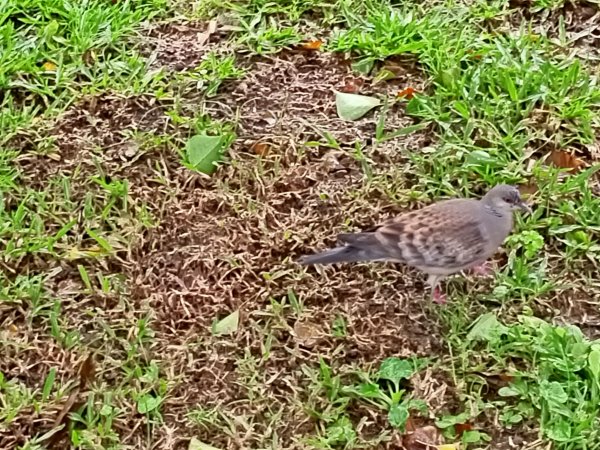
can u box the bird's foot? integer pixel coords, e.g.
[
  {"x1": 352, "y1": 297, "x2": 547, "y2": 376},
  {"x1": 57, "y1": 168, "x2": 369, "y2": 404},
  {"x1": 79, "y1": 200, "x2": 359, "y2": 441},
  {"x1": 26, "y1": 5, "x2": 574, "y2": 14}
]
[
  {"x1": 469, "y1": 261, "x2": 493, "y2": 277},
  {"x1": 432, "y1": 287, "x2": 447, "y2": 305}
]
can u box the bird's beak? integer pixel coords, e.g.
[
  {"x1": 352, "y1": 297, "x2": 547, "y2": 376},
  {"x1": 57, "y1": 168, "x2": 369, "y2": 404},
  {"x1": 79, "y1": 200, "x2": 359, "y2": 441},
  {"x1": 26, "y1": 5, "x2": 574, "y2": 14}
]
[{"x1": 517, "y1": 201, "x2": 532, "y2": 215}]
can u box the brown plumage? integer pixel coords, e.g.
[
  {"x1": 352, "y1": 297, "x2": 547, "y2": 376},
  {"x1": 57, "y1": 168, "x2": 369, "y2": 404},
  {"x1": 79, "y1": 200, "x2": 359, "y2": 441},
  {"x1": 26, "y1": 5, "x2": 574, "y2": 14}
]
[{"x1": 298, "y1": 185, "x2": 531, "y2": 303}]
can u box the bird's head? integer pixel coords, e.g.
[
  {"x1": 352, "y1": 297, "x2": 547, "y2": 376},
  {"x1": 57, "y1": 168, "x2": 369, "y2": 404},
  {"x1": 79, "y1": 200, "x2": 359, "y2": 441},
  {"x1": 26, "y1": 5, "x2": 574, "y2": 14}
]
[{"x1": 483, "y1": 184, "x2": 532, "y2": 214}]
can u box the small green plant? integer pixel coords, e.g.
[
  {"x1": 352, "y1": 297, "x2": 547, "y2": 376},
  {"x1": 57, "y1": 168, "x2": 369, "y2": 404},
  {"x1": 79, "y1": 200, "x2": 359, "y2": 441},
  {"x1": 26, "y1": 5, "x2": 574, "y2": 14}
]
[
  {"x1": 464, "y1": 314, "x2": 600, "y2": 449},
  {"x1": 305, "y1": 356, "x2": 429, "y2": 438},
  {"x1": 184, "y1": 52, "x2": 245, "y2": 97}
]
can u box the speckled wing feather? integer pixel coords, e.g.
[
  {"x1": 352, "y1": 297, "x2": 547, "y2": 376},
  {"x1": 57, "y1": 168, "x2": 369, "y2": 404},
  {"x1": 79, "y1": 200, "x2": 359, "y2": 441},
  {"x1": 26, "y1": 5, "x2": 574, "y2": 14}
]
[{"x1": 339, "y1": 199, "x2": 489, "y2": 271}]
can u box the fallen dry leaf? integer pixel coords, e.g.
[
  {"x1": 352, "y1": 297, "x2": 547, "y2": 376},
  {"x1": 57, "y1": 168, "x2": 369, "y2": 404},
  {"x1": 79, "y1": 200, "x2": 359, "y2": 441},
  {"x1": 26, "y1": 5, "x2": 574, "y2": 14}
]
[
  {"x1": 405, "y1": 416, "x2": 418, "y2": 432},
  {"x1": 339, "y1": 77, "x2": 364, "y2": 93},
  {"x1": 545, "y1": 150, "x2": 585, "y2": 172},
  {"x1": 397, "y1": 87, "x2": 417, "y2": 99},
  {"x1": 82, "y1": 49, "x2": 95, "y2": 66},
  {"x1": 518, "y1": 181, "x2": 539, "y2": 197},
  {"x1": 197, "y1": 20, "x2": 218, "y2": 47},
  {"x1": 251, "y1": 142, "x2": 271, "y2": 157},
  {"x1": 403, "y1": 425, "x2": 444, "y2": 450},
  {"x1": 498, "y1": 373, "x2": 515, "y2": 382},
  {"x1": 293, "y1": 321, "x2": 324, "y2": 348},
  {"x1": 454, "y1": 423, "x2": 473, "y2": 436},
  {"x1": 79, "y1": 354, "x2": 96, "y2": 389},
  {"x1": 300, "y1": 40, "x2": 323, "y2": 50}
]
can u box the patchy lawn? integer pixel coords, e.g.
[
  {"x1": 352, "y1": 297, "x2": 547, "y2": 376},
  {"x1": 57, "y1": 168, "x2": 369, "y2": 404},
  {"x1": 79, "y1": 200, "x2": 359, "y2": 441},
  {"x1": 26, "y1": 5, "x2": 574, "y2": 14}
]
[{"x1": 1, "y1": 0, "x2": 600, "y2": 449}]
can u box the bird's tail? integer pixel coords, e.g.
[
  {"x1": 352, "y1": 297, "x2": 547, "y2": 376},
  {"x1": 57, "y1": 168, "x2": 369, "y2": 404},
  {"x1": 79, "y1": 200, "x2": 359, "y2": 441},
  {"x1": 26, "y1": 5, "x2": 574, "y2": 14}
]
[{"x1": 298, "y1": 232, "x2": 386, "y2": 265}]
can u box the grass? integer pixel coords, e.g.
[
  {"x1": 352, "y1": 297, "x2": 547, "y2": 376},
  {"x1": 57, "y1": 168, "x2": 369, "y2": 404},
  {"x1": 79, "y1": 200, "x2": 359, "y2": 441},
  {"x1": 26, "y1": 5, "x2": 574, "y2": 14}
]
[{"x1": 1, "y1": 0, "x2": 600, "y2": 448}]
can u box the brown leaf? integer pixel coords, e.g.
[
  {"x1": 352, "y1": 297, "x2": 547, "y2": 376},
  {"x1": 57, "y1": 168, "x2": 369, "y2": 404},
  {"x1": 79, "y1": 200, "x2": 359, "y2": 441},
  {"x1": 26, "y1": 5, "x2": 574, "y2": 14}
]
[
  {"x1": 476, "y1": 371, "x2": 515, "y2": 388},
  {"x1": 197, "y1": 20, "x2": 218, "y2": 47},
  {"x1": 454, "y1": 423, "x2": 473, "y2": 436},
  {"x1": 82, "y1": 50, "x2": 95, "y2": 66},
  {"x1": 498, "y1": 373, "x2": 515, "y2": 382},
  {"x1": 300, "y1": 40, "x2": 323, "y2": 50},
  {"x1": 546, "y1": 150, "x2": 585, "y2": 172},
  {"x1": 397, "y1": 87, "x2": 417, "y2": 99},
  {"x1": 405, "y1": 416, "x2": 418, "y2": 432},
  {"x1": 79, "y1": 353, "x2": 96, "y2": 389},
  {"x1": 518, "y1": 181, "x2": 538, "y2": 197},
  {"x1": 251, "y1": 142, "x2": 271, "y2": 157},
  {"x1": 403, "y1": 425, "x2": 444, "y2": 450},
  {"x1": 339, "y1": 77, "x2": 364, "y2": 93},
  {"x1": 293, "y1": 321, "x2": 324, "y2": 348}
]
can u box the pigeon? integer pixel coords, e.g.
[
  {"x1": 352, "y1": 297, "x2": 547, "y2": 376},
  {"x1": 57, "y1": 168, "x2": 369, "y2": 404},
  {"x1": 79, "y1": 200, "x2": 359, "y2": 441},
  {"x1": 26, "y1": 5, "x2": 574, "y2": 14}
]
[{"x1": 298, "y1": 184, "x2": 531, "y2": 303}]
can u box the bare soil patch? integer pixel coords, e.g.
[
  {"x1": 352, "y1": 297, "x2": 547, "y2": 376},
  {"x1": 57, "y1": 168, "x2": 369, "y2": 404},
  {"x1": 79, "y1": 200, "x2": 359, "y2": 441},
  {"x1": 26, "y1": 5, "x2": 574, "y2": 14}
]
[
  {"x1": 123, "y1": 50, "x2": 444, "y2": 448},
  {"x1": 144, "y1": 21, "x2": 228, "y2": 71}
]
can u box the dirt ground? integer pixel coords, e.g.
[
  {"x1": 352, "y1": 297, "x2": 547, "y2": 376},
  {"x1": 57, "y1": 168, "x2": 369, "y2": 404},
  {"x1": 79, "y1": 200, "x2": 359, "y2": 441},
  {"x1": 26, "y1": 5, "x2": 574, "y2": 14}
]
[{"x1": 3, "y1": 6, "x2": 600, "y2": 448}]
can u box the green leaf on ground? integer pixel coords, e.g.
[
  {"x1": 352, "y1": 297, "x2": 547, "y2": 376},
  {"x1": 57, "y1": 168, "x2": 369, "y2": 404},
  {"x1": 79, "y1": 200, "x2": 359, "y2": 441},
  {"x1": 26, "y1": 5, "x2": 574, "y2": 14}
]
[
  {"x1": 211, "y1": 310, "x2": 239, "y2": 336},
  {"x1": 335, "y1": 91, "x2": 381, "y2": 121},
  {"x1": 388, "y1": 403, "x2": 410, "y2": 430},
  {"x1": 137, "y1": 394, "x2": 162, "y2": 414},
  {"x1": 378, "y1": 357, "x2": 414, "y2": 385},
  {"x1": 466, "y1": 313, "x2": 507, "y2": 342},
  {"x1": 186, "y1": 134, "x2": 226, "y2": 174}
]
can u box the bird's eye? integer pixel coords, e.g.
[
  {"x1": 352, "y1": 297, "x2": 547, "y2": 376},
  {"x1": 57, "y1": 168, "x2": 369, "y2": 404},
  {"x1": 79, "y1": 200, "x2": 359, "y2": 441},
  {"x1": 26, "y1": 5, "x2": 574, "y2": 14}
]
[{"x1": 503, "y1": 196, "x2": 514, "y2": 204}]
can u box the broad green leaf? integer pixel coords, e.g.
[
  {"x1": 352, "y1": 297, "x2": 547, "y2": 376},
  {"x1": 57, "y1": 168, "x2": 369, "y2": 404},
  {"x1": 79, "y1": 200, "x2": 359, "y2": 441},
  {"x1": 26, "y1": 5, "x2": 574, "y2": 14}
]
[
  {"x1": 407, "y1": 398, "x2": 428, "y2": 414},
  {"x1": 189, "y1": 437, "x2": 222, "y2": 450},
  {"x1": 539, "y1": 381, "x2": 568, "y2": 404},
  {"x1": 435, "y1": 411, "x2": 470, "y2": 429},
  {"x1": 388, "y1": 403, "x2": 409, "y2": 430},
  {"x1": 452, "y1": 100, "x2": 470, "y2": 119},
  {"x1": 498, "y1": 386, "x2": 519, "y2": 397},
  {"x1": 335, "y1": 91, "x2": 381, "y2": 121},
  {"x1": 100, "y1": 404, "x2": 113, "y2": 416},
  {"x1": 544, "y1": 419, "x2": 572, "y2": 442},
  {"x1": 588, "y1": 349, "x2": 600, "y2": 380},
  {"x1": 351, "y1": 58, "x2": 374, "y2": 75},
  {"x1": 325, "y1": 416, "x2": 356, "y2": 445},
  {"x1": 211, "y1": 310, "x2": 239, "y2": 336},
  {"x1": 439, "y1": 68, "x2": 459, "y2": 88},
  {"x1": 466, "y1": 313, "x2": 507, "y2": 342},
  {"x1": 137, "y1": 394, "x2": 162, "y2": 414},
  {"x1": 378, "y1": 357, "x2": 414, "y2": 385},
  {"x1": 186, "y1": 134, "x2": 225, "y2": 174},
  {"x1": 355, "y1": 382, "x2": 383, "y2": 398},
  {"x1": 466, "y1": 150, "x2": 499, "y2": 167},
  {"x1": 462, "y1": 430, "x2": 488, "y2": 444}
]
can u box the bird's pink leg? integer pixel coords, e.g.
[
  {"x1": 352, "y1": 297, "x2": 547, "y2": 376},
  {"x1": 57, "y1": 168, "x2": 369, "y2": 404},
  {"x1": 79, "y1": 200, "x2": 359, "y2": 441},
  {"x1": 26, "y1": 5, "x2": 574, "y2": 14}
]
[{"x1": 432, "y1": 286, "x2": 447, "y2": 304}]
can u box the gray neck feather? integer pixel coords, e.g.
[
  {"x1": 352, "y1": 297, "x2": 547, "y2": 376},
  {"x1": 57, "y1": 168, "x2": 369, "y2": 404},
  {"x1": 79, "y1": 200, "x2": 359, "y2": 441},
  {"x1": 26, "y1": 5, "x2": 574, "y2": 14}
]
[{"x1": 483, "y1": 204, "x2": 503, "y2": 218}]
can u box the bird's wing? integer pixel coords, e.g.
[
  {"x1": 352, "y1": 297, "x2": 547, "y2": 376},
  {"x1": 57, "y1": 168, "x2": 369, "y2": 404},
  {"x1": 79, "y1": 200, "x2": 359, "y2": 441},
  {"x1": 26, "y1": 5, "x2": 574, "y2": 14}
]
[{"x1": 372, "y1": 200, "x2": 490, "y2": 270}]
